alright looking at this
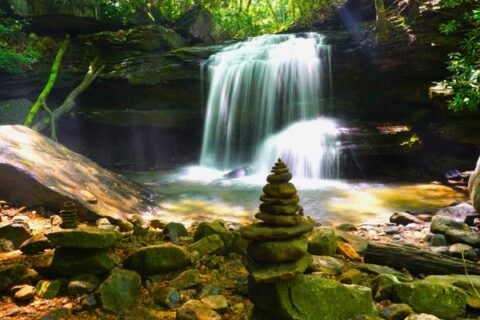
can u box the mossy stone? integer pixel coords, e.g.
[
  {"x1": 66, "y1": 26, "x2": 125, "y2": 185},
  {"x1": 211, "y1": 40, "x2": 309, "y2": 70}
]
[
  {"x1": 45, "y1": 226, "x2": 120, "y2": 249},
  {"x1": 249, "y1": 274, "x2": 377, "y2": 320},
  {"x1": 308, "y1": 227, "x2": 337, "y2": 256},
  {"x1": 240, "y1": 217, "x2": 314, "y2": 241},
  {"x1": 250, "y1": 254, "x2": 313, "y2": 284},
  {"x1": 263, "y1": 183, "x2": 297, "y2": 199},
  {"x1": 267, "y1": 172, "x2": 292, "y2": 183},
  {"x1": 97, "y1": 269, "x2": 142, "y2": 315},
  {"x1": 260, "y1": 194, "x2": 299, "y2": 205},
  {"x1": 380, "y1": 303, "x2": 414, "y2": 320},
  {"x1": 193, "y1": 220, "x2": 237, "y2": 254},
  {"x1": 36, "y1": 279, "x2": 62, "y2": 299},
  {"x1": 189, "y1": 234, "x2": 224, "y2": 257},
  {"x1": 259, "y1": 203, "x2": 300, "y2": 215},
  {"x1": 248, "y1": 236, "x2": 308, "y2": 263},
  {"x1": 0, "y1": 263, "x2": 28, "y2": 290},
  {"x1": 255, "y1": 212, "x2": 302, "y2": 226}
]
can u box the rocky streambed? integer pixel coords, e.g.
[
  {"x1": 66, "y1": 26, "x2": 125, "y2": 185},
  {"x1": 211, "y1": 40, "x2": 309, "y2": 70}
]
[{"x1": 0, "y1": 161, "x2": 479, "y2": 319}]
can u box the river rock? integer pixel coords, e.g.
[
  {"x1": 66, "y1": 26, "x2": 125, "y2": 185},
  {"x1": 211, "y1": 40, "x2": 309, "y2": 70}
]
[
  {"x1": 430, "y1": 215, "x2": 480, "y2": 246},
  {"x1": 0, "y1": 263, "x2": 28, "y2": 290},
  {"x1": 449, "y1": 243, "x2": 478, "y2": 261},
  {"x1": 436, "y1": 202, "x2": 477, "y2": 225},
  {"x1": 151, "y1": 286, "x2": 181, "y2": 308},
  {"x1": 97, "y1": 269, "x2": 142, "y2": 314},
  {"x1": 12, "y1": 284, "x2": 35, "y2": 300},
  {"x1": 334, "y1": 230, "x2": 368, "y2": 255},
  {"x1": 163, "y1": 222, "x2": 189, "y2": 242},
  {"x1": 201, "y1": 295, "x2": 228, "y2": 311},
  {"x1": 394, "y1": 279, "x2": 468, "y2": 319},
  {"x1": 46, "y1": 227, "x2": 120, "y2": 249},
  {"x1": 0, "y1": 223, "x2": 31, "y2": 248},
  {"x1": 36, "y1": 279, "x2": 62, "y2": 299},
  {"x1": 308, "y1": 227, "x2": 337, "y2": 256},
  {"x1": 20, "y1": 233, "x2": 53, "y2": 254},
  {"x1": 255, "y1": 211, "x2": 302, "y2": 225},
  {"x1": 468, "y1": 156, "x2": 480, "y2": 213},
  {"x1": 429, "y1": 233, "x2": 447, "y2": 246},
  {"x1": 240, "y1": 218, "x2": 314, "y2": 241},
  {"x1": 263, "y1": 183, "x2": 297, "y2": 199},
  {"x1": 68, "y1": 274, "x2": 100, "y2": 296},
  {"x1": 380, "y1": 303, "x2": 414, "y2": 320},
  {"x1": 168, "y1": 269, "x2": 202, "y2": 290},
  {"x1": 176, "y1": 299, "x2": 221, "y2": 320},
  {"x1": 193, "y1": 220, "x2": 237, "y2": 254},
  {"x1": 338, "y1": 269, "x2": 363, "y2": 284},
  {"x1": 0, "y1": 125, "x2": 156, "y2": 223},
  {"x1": 34, "y1": 248, "x2": 119, "y2": 276},
  {"x1": 247, "y1": 236, "x2": 308, "y2": 263},
  {"x1": 309, "y1": 256, "x2": 345, "y2": 275},
  {"x1": 259, "y1": 203, "x2": 301, "y2": 215},
  {"x1": 189, "y1": 234, "x2": 224, "y2": 257},
  {"x1": 124, "y1": 243, "x2": 191, "y2": 275},
  {"x1": 390, "y1": 212, "x2": 423, "y2": 225},
  {"x1": 249, "y1": 254, "x2": 313, "y2": 284},
  {"x1": 249, "y1": 274, "x2": 376, "y2": 320}
]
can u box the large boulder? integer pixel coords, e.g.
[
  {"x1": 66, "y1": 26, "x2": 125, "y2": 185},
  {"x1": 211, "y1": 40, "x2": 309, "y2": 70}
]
[
  {"x1": 2, "y1": 0, "x2": 105, "y2": 34},
  {"x1": 0, "y1": 125, "x2": 156, "y2": 223},
  {"x1": 469, "y1": 156, "x2": 480, "y2": 213},
  {"x1": 249, "y1": 274, "x2": 377, "y2": 320},
  {"x1": 175, "y1": 5, "x2": 222, "y2": 44}
]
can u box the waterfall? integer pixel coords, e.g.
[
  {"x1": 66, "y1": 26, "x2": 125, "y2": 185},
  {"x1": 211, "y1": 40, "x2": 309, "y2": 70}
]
[{"x1": 200, "y1": 33, "x2": 336, "y2": 178}]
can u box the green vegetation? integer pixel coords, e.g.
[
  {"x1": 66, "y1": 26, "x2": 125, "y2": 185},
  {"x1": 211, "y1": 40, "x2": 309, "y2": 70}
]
[
  {"x1": 100, "y1": 0, "x2": 343, "y2": 38},
  {"x1": 0, "y1": 10, "x2": 42, "y2": 74},
  {"x1": 439, "y1": 0, "x2": 479, "y2": 111}
]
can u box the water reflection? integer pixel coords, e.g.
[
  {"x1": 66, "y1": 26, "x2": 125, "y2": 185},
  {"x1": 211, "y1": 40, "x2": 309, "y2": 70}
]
[{"x1": 125, "y1": 167, "x2": 466, "y2": 226}]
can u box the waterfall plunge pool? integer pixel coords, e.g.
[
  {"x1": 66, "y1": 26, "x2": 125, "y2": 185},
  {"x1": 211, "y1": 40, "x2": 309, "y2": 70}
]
[{"x1": 125, "y1": 168, "x2": 465, "y2": 227}]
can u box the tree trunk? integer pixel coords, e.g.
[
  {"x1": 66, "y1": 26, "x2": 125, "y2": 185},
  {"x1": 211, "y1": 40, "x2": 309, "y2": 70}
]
[
  {"x1": 365, "y1": 242, "x2": 480, "y2": 276},
  {"x1": 32, "y1": 59, "x2": 104, "y2": 134},
  {"x1": 374, "y1": 0, "x2": 390, "y2": 40},
  {"x1": 24, "y1": 37, "x2": 70, "y2": 127}
]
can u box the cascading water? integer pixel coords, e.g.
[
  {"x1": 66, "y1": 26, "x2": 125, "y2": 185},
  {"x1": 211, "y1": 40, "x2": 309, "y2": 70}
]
[{"x1": 200, "y1": 33, "x2": 338, "y2": 179}]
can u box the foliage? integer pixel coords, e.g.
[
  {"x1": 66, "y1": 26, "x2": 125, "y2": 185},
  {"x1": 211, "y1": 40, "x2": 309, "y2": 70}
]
[
  {"x1": 0, "y1": 10, "x2": 42, "y2": 74},
  {"x1": 96, "y1": 0, "x2": 342, "y2": 38},
  {"x1": 438, "y1": 0, "x2": 479, "y2": 111}
]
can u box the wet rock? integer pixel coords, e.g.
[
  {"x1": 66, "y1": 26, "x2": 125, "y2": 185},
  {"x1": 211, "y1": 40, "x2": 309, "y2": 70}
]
[
  {"x1": 34, "y1": 248, "x2": 119, "y2": 276},
  {"x1": 97, "y1": 269, "x2": 142, "y2": 314},
  {"x1": 468, "y1": 156, "x2": 480, "y2": 213},
  {"x1": 0, "y1": 125, "x2": 155, "y2": 224},
  {"x1": 68, "y1": 274, "x2": 100, "y2": 296},
  {"x1": 249, "y1": 254, "x2": 313, "y2": 284},
  {"x1": 189, "y1": 234, "x2": 224, "y2": 258},
  {"x1": 124, "y1": 243, "x2": 191, "y2": 275},
  {"x1": 334, "y1": 230, "x2": 368, "y2": 255},
  {"x1": 240, "y1": 218, "x2": 314, "y2": 241},
  {"x1": 394, "y1": 279, "x2": 467, "y2": 319},
  {"x1": 11, "y1": 284, "x2": 35, "y2": 300},
  {"x1": 250, "y1": 274, "x2": 376, "y2": 320},
  {"x1": 168, "y1": 269, "x2": 201, "y2": 290},
  {"x1": 449, "y1": 243, "x2": 478, "y2": 261},
  {"x1": 46, "y1": 226, "x2": 120, "y2": 249},
  {"x1": 429, "y1": 233, "x2": 447, "y2": 247},
  {"x1": 379, "y1": 303, "x2": 414, "y2": 320},
  {"x1": 20, "y1": 233, "x2": 53, "y2": 254},
  {"x1": 0, "y1": 238, "x2": 14, "y2": 252},
  {"x1": 163, "y1": 222, "x2": 189, "y2": 242},
  {"x1": 193, "y1": 220, "x2": 237, "y2": 254},
  {"x1": 422, "y1": 274, "x2": 480, "y2": 308},
  {"x1": 176, "y1": 299, "x2": 221, "y2": 320},
  {"x1": 338, "y1": 269, "x2": 363, "y2": 284},
  {"x1": 248, "y1": 236, "x2": 308, "y2": 263},
  {"x1": 436, "y1": 203, "x2": 478, "y2": 225},
  {"x1": 308, "y1": 227, "x2": 337, "y2": 256},
  {"x1": 151, "y1": 286, "x2": 181, "y2": 308},
  {"x1": 0, "y1": 263, "x2": 28, "y2": 290},
  {"x1": 201, "y1": 295, "x2": 228, "y2": 312},
  {"x1": 0, "y1": 223, "x2": 31, "y2": 248},
  {"x1": 309, "y1": 255, "x2": 345, "y2": 275},
  {"x1": 390, "y1": 212, "x2": 423, "y2": 225},
  {"x1": 36, "y1": 279, "x2": 62, "y2": 299},
  {"x1": 430, "y1": 215, "x2": 480, "y2": 246}
]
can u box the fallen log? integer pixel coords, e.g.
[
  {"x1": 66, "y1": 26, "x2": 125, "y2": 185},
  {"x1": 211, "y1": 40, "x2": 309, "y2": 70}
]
[{"x1": 364, "y1": 241, "x2": 480, "y2": 275}]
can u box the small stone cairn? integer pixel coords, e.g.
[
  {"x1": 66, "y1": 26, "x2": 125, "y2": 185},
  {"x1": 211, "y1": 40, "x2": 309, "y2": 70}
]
[
  {"x1": 240, "y1": 159, "x2": 314, "y2": 283},
  {"x1": 60, "y1": 201, "x2": 78, "y2": 229}
]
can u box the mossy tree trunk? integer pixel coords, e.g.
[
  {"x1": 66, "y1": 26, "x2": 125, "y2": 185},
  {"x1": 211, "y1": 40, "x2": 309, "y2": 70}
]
[{"x1": 374, "y1": 0, "x2": 390, "y2": 41}]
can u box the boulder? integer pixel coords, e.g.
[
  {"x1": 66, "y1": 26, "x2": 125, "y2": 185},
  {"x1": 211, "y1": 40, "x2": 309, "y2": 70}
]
[
  {"x1": 124, "y1": 243, "x2": 191, "y2": 275},
  {"x1": 45, "y1": 227, "x2": 120, "y2": 249},
  {"x1": 430, "y1": 215, "x2": 480, "y2": 246},
  {"x1": 0, "y1": 222, "x2": 31, "y2": 249},
  {"x1": 175, "y1": 5, "x2": 222, "y2": 44},
  {"x1": 34, "y1": 248, "x2": 119, "y2": 276},
  {"x1": 3, "y1": 0, "x2": 105, "y2": 34},
  {"x1": 97, "y1": 269, "x2": 142, "y2": 315},
  {"x1": 176, "y1": 299, "x2": 221, "y2": 320},
  {"x1": 308, "y1": 227, "x2": 337, "y2": 256},
  {"x1": 163, "y1": 222, "x2": 189, "y2": 242},
  {"x1": 448, "y1": 243, "x2": 478, "y2": 261},
  {"x1": 469, "y1": 156, "x2": 480, "y2": 213},
  {"x1": 189, "y1": 234, "x2": 224, "y2": 257},
  {"x1": 0, "y1": 263, "x2": 28, "y2": 290},
  {"x1": 36, "y1": 279, "x2": 62, "y2": 299},
  {"x1": 249, "y1": 274, "x2": 377, "y2": 320},
  {"x1": 0, "y1": 125, "x2": 156, "y2": 223},
  {"x1": 435, "y1": 202, "x2": 477, "y2": 225},
  {"x1": 193, "y1": 220, "x2": 237, "y2": 254},
  {"x1": 168, "y1": 269, "x2": 201, "y2": 290}
]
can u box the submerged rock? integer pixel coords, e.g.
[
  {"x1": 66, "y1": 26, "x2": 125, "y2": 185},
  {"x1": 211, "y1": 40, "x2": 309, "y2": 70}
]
[
  {"x1": 0, "y1": 125, "x2": 155, "y2": 223},
  {"x1": 97, "y1": 269, "x2": 142, "y2": 315},
  {"x1": 249, "y1": 274, "x2": 376, "y2": 320},
  {"x1": 124, "y1": 243, "x2": 191, "y2": 275}
]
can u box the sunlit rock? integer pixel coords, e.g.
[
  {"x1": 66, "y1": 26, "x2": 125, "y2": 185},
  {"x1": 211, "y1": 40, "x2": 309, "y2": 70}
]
[{"x1": 0, "y1": 125, "x2": 156, "y2": 223}]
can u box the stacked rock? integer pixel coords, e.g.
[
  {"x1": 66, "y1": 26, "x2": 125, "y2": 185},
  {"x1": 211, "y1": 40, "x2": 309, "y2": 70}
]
[
  {"x1": 240, "y1": 159, "x2": 314, "y2": 284},
  {"x1": 60, "y1": 201, "x2": 78, "y2": 229}
]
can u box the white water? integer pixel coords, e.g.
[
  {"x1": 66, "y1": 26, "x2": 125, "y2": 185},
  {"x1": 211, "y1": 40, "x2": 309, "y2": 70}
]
[{"x1": 200, "y1": 33, "x2": 335, "y2": 177}]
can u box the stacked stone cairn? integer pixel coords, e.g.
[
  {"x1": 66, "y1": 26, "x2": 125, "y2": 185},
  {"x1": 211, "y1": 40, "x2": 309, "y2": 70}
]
[
  {"x1": 240, "y1": 159, "x2": 314, "y2": 284},
  {"x1": 60, "y1": 201, "x2": 78, "y2": 229}
]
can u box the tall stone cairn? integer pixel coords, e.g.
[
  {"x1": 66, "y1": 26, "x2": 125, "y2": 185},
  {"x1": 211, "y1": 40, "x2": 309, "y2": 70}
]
[
  {"x1": 240, "y1": 159, "x2": 314, "y2": 284},
  {"x1": 60, "y1": 201, "x2": 78, "y2": 229}
]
